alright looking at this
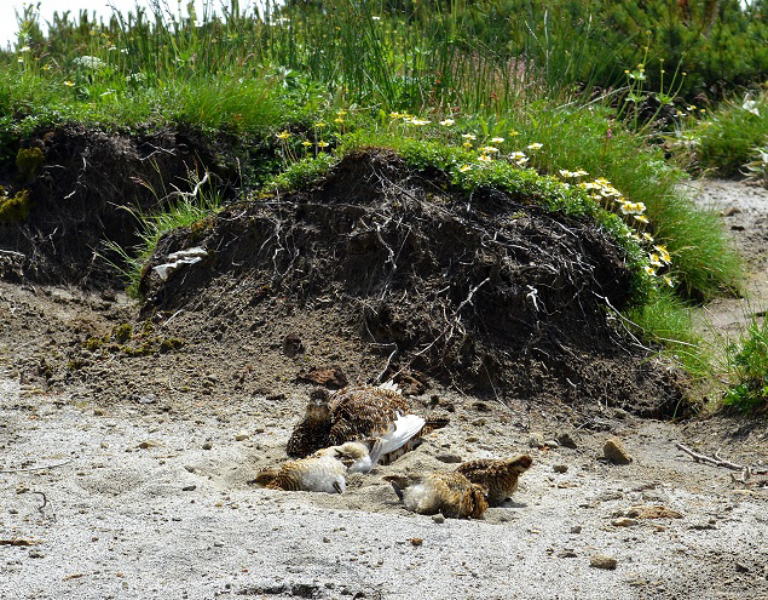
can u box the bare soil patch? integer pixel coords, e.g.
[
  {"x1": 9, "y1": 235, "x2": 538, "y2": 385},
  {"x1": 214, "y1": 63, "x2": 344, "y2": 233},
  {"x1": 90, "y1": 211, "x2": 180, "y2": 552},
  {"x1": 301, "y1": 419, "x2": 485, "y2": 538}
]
[
  {"x1": 0, "y1": 124, "x2": 240, "y2": 287},
  {"x1": 138, "y1": 149, "x2": 686, "y2": 416}
]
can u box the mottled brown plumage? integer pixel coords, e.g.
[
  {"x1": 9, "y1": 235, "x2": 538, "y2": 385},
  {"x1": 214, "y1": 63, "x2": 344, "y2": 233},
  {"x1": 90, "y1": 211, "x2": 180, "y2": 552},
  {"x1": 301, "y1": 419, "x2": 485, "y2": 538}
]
[
  {"x1": 455, "y1": 455, "x2": 533, "y2": 506},
  {"x1": 252, "y1": 442, "x2": 372, "y2": 493},
  {"x1": 386, "y1": 471, "x2": 489, "y2": 519},
  {"x1": 286, "y1": 384, "x2": 410, "y2": 458}
]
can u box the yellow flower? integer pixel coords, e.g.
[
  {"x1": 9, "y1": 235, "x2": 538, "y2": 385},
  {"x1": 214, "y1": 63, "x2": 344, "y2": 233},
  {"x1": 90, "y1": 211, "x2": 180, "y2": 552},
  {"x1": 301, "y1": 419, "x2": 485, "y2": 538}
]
[
  {"x1": 508, "y1": 129, "x2": 519, "y2": 137},
  {"x1": 389, "y1": 112, "x2": 402, "y2": 119},
  {"x1": 634, "y1": 215, "x2": 650, "y2": 224},
  {"x1": 314, "y1": 121, "x2": 327, "y2": 128},
  {"x1": 462, "y1": 141, "x2": 473, "y2": 149},
  {"x1": 334, "y1": 118, "x2": 345, "y2": 124},
  {"x1": 643, "y1": 266, "x2": 657, "y2": 276},
  {"x1": 662, "y1": 275, "x2": 675, "y2": 288},
  {"x1": 336, "y1": 109, "x2": 348, "y2": 116},
  {"x1": 527, "y1": 142, "x2": 543, "y2": 151},
  {"x1": 654, "y1": 245, "x2": 672, "y2": 264},
  {"x1": 491, "y1": 137, "x2": 505, "y2": 144},
  {"x1": 63, "y1": 80, "x2": 75, "y2": 87},
  {"x1": 275, "y1": 131, "x2": 291, "y2": 140},
  {"x1": 458, "y1": 164, "x2": 472, "y2": 173},
  {"x1": 317, "y1": 141, "x2": 330, "y2": 148},
  {"x1": 461, "y1": 133, "x2": 477, "y2": 141},
  {"x1": 301, "y1": 141, "x2": 312, "y2": 147},
  {"x1": 439, "y1": 119, "x2": 455, "y2": 126},
  {"x1": 42, "y1": 64, "x2": 52, "y2": 71}
]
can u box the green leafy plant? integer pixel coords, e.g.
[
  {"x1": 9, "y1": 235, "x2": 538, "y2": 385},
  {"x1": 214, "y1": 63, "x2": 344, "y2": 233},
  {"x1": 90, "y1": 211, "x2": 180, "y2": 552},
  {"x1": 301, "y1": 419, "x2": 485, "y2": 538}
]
[{"x1": 724, "y1": 318, "x2": 768, "y2": 412}]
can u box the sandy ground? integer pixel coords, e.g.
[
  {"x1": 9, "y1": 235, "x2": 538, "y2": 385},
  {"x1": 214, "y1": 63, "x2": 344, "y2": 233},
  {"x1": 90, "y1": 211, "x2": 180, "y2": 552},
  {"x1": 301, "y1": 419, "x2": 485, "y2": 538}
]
[{"x1": 2, "y1": 180, "x2": 768, "y2": 599}]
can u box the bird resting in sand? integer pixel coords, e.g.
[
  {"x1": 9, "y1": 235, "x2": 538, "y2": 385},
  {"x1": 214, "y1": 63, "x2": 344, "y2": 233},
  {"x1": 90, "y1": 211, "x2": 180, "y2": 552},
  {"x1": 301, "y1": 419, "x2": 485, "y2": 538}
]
[
  {"x1": 252, "y1": 441, "x2": 372, "y2": 494},
  {"x1": 455, "y1": 455, "x2": 533, "y2": 506},
  {"x1": 286, "y1": 381, "x2": 448, "y2": 466},
  {"x1": 385, "y1": 471, "x2": 489, "y2": 519}
]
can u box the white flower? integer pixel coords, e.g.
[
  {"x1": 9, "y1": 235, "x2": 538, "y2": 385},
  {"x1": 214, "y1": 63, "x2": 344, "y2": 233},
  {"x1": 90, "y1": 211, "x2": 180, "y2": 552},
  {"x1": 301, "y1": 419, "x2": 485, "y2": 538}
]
[
  {"x1": 18, "y1": 45, "x2": 30, "y2": 53},
  {"x1": 527, "y1": 142, "x2": 543, "y2": 151},
  {"x1": 491, "y1": 137, "x2": 504, "y2": 143},
  {"x1": 74, "y1": 55, "x2": 106, "y2": 70},
  {"x1": 439, "y1": 119, "x2": 455, "y2": 126},
  {"x1": 742, "y1": 97, "x2": 760, "y2": 116}
]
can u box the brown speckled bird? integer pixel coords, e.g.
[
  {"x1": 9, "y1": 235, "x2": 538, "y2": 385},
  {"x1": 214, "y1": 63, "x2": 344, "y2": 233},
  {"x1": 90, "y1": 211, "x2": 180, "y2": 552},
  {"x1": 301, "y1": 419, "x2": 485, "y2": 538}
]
[
  {"x1": 286, "y1": 382, "x2": 448, "y2": 463},
  {"x1": 386, "y1": 472, "x2": 489, "y2": 519},
  {"x1": 455, "y1": 455, "x2": 533, "y2": 506},
  {"x1": 252, "y1": 442, "x2": 372, "y2": 494}
]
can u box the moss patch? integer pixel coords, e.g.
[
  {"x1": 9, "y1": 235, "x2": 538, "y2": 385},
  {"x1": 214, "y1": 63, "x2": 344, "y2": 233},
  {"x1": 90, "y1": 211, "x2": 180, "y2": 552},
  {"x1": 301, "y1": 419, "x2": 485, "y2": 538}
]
[{"x1": 0, "y1": 189, "x2": 32, "y2": 224}]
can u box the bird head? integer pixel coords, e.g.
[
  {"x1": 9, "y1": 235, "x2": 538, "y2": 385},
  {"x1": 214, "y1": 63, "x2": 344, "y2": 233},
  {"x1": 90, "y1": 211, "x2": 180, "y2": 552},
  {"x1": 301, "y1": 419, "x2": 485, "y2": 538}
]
[
  {"x1": 505, "y1": 454, "x2": 533, "y2": 474},
  {"x1": 306, "y1": 388, "x2": 332, "y2": 422},
  {"x1": 469, "y1": 483, "x2": 490, "y2": 519},
  {"x1": 334, "y1": 442, "x2": 373, "y2": 473}
]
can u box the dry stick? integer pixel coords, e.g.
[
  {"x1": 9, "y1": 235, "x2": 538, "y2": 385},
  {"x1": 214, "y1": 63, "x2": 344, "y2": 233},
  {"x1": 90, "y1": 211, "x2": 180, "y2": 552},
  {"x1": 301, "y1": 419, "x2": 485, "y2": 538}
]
[
  {"x1": 675, "y1": 443, "x2": 744, "y2": 471},
  {"x1": 675, "y1": 443, "x2": 740, "y2": 469},
  {"x1": 0, "y1": 460, "x2": 72, "y2": 474}
]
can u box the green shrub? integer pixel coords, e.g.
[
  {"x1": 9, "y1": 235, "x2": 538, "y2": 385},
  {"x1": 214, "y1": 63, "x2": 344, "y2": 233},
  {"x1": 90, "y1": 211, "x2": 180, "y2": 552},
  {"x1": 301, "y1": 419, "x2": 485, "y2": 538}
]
[
  {"x1": 677, "y1": 93, "x2": 768, "y2": 177},
  {"x1": 724, "y1": 318, "x2": 768, "y2": 412}
]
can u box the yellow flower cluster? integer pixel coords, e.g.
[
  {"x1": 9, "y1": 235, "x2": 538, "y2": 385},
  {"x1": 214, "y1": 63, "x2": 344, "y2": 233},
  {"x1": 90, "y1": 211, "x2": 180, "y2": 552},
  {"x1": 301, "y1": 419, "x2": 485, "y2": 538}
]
[{"x1": 571, "y1": 174, "x2": 674, "y2": 286}]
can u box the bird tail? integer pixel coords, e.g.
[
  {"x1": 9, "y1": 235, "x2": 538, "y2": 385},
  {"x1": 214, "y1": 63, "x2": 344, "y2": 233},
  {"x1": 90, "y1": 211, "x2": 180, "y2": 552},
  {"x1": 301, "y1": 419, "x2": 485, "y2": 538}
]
[{"x1": 421, "y1": 415, "x2": 450, "y2": 436}]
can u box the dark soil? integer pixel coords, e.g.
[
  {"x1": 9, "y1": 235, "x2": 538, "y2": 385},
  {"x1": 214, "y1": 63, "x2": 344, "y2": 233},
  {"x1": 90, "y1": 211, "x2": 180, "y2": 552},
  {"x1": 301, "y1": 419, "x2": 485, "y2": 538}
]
[
  {"x1": 0, "y1": 124, "x2": 241, "y2": 287},
  {"x1": 138, "y1": 149, "x2": 687, "y2": 416}
]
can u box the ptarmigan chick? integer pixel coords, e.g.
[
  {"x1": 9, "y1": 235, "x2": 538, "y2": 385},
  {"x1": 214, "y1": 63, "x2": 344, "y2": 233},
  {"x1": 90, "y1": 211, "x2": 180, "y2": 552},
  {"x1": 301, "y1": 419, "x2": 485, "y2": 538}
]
[
  {"x1": 386, "y1": 472, "x2": 489, "y2": 519},
  {"x1": 286, "y1": 382, "x2": 448, "y2": 465},
  {"x1": 252, "y1": 442, "x2": 371, "y2": 493},
  {"x1": 455, "y1": 455, "x2": 533, "y2": 506}
]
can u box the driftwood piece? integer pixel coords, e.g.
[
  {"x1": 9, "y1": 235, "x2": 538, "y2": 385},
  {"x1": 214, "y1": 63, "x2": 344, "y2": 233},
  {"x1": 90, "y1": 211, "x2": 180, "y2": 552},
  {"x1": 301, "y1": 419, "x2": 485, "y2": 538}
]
[{"x1": 676, "y1": 443, "x2": 768, "y2": 483}]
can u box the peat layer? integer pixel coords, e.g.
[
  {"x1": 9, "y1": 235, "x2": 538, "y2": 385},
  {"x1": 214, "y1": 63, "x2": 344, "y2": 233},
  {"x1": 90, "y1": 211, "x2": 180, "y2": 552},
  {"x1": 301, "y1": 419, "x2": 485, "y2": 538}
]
[
  {"x1": 0, "y1": 124, "x2": 240, "y2": 286},
  {"x1": 141, "y1": 149, "x2": 687, "y2": 416}
]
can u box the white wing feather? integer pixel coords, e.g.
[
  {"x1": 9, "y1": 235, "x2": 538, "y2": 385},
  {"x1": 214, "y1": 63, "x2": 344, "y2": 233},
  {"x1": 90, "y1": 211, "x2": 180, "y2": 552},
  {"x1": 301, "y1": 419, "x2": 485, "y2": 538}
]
[
  {"x1": 369, "y1": 413, "x2": 425, "y2": 466},
  {"x1": 377, "y1": 380, "x2": 402, "y2": 394}
]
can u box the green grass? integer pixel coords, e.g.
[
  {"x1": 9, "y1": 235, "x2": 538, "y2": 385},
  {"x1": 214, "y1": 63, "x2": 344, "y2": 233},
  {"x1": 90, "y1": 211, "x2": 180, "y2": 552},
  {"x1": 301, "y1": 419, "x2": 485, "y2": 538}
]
[
  {"x1": 724, "y1": 317, "x2": 768, "y2": 412},
  {"x1": 626, "y1": 288, "x2": 712, "y2": 381},
  {"x1": 673, "y1": 91, "x2": 768, "y2": 178},
  {"x1": 104, "y1": 176, "x2": 223, "y2": 296}
]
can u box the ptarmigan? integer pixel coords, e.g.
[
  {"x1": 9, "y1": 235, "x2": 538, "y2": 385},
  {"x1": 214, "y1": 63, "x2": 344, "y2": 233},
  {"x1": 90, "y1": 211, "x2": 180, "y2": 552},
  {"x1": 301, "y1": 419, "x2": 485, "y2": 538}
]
[
  {"x1": 286, "y1": 381, "x2": 448, "y2": 466},
  {"x1": 385, "y1": 471, "x2": 489, "y2": 519},
  {"x1": 252, "y1": 442, "x2": 371, "y2": 494},
  {"x1": 455, "y1": 455, "x2": 533, "y2": 506}
]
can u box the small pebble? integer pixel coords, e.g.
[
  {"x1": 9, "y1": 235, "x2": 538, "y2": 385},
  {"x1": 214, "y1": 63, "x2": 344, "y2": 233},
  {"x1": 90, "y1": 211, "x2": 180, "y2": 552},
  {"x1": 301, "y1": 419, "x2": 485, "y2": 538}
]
[
  {"x1": 590, "y1": 554, "x2": 617, "y2": 570},
  {"x1": 603, "y1": 438, "x2": 633, "y2": 465}
]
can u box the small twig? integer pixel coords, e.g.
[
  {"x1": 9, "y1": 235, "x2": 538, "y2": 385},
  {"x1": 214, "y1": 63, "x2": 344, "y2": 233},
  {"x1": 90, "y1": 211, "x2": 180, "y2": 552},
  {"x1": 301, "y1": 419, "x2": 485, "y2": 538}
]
[
  {"x1": 0, "y1": 460, "x2": 72, "y2": 474},
  {"x1": 375, "y1": 344, "x2": 399, "y2": 384},
  {"x1": 675, "y1": 443, "x2": 742, "y2": 471}
]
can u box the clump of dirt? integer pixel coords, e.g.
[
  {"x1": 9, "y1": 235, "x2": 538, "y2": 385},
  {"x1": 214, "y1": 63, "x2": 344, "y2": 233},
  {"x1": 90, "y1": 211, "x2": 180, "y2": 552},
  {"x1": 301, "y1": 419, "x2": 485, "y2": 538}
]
[
  {"x1": 140, "y1": 149, "x2": 688, "y2": 416},
  {"x1": 0, "y1": 124, "x2": 240, "y2": 287}
]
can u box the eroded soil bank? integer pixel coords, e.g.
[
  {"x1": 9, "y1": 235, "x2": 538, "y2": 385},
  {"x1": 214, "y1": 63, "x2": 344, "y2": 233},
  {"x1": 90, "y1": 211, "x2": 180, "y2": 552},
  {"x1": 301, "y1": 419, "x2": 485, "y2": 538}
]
[{"x1": 1, "y1": 157, "x2": 767, "y2": 598}]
